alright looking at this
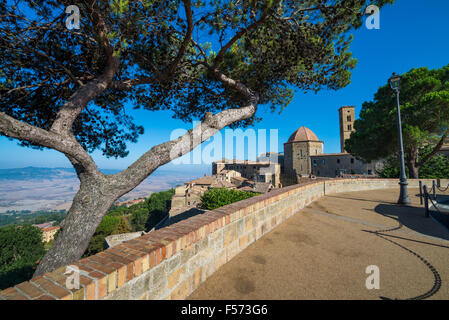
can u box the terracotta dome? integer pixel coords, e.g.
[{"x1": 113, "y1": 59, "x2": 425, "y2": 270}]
[{"x1": 287, "y1": 126, "x2": 320, "y2": 142}]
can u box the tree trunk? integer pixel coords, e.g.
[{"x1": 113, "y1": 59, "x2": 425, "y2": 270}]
[
  {"x1": 406, "y1": 160, "x2": 419, "y2": 179},
  {"x1": 406, "y1": 148, "x2": 420, "y2": 179},
  {"x1": 33, "y1": 175, "x2": 119, "y2": 276}
]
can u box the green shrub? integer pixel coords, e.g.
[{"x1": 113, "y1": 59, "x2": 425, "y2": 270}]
[{"x1": 200, "y1": 188, "x2": 259, "y2": 210}]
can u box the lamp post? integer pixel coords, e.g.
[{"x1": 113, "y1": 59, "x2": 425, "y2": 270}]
[{"x1": 388, "y1": 73, "x2": 411, "y2": 205}]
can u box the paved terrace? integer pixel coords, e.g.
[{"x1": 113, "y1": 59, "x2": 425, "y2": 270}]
[{"x1": 188, "y1": 188, "x2": 449, "y2": 300}]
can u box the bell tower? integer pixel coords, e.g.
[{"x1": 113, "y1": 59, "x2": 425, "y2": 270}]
[{"x1": 338, "y1": 106, "x2": 355, "y2": 153}]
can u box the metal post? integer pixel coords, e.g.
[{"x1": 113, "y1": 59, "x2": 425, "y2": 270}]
[
  {"x1": 419, "y1": 180, "x2": 423, "y2": 205},
  {"x1": 423, "y1": 185, "x2": 429, "y2": 218},
  {"x1": 394, "y1": 88, "x2": 411, "y2": 205},
  {"x1": 432, "y1": 180, "x2": 436, "y2": 200},
  {"x1": 437, "y1": 178, "x2": 441, "y2": 188}
]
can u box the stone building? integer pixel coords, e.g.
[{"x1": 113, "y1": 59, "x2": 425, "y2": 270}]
[
  {"x1": 116, "y1": 198, "x2": 145, "y2": 208},
  {"x1": 283, "y1": 106, "x2": 383, "y2": 179},
  {"x1": 170, "y1": 170, "x2": 248, "y2": 211},
  {"x1": 41, "y1": 226, "x2": 60, "y2": 243},
  {"x1": 212, "y1": 159, "x2": 281, "y2": 187},
  {"x1": 310, "y1": 153, "x2": 383, "y2": 177},
  {"x1": 257, "y1": 152, "x2": 285, "y2": 173},
  {"x1": 216, "y1": 169, "x2": 242, "y2": 182},
  {"x1": 33, "y1": 222, "x2": 60, "y2": 243},
  {"x1": 170, "y1": 165, "x2": 279, "y2": 212},
  {"x1": 283, "y1": 126, "x2": 324, "y2": 178},
  {"x1": 171, "y1": 176, "x2": 218, "y2": 209},
  {"x1": 308, "y1": 105, "x2": 382, "y2": 177},
  {"x1": 339, "y1": 106, "x2": 355, "y2": 153}
]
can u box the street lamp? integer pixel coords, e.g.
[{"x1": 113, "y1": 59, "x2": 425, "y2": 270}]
[{"x1": 388, "y1": 73, "x2": 411, "y2": 205}]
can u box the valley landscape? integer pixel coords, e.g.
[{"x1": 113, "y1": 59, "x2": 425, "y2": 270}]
[{"x1": 0, "y1": 167, "x2": 206, "y2": 213}]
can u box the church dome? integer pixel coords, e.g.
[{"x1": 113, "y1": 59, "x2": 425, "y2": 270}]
[{"x1": 287, "y1": 126, "x2": 320, "y2": 142}]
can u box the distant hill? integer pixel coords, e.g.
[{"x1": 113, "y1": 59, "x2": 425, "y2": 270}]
[
  {"x1": 0, "y1": 166, "x2": 207, "y2": 181},
  {"x1": 0, "y1": 166, "x2": 209, "y2": 213},
  {"x1": 0, "y1": 167, "x2": 121, "y2": 180}
]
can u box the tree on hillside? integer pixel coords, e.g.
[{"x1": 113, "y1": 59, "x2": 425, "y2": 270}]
[
  {"x1": 0, "y1": 0, "x2": 394, "y2": 275},
  {"x1": 129, "y1": 208, "x2": 150, "y2": 232},
  {"x1": 113, "y1": 216, "x2": 132, "y2": 234},
  {"x1": 0, "y1": 225, "x2": 45, "y2": 289},
  {"x1": 144, "y1": 189, "x2": 174, "y2": 230},
  {"x1": 346, "y1": 65, "x2": 449, "y2": 178}
]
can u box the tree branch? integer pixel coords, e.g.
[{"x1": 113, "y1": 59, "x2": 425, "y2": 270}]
[
  {"x1": 416, "y1": 130, "x2": 448, "y2": 167},
  {"x1": 49, "y1": 55, "x2": 119, "y2": 135},
  {"x1": 0, "y1": 112, "x2": 99, "y2": 175},
  {"x1": 110, "y1": 89, "x2": 258, "y2": 196},
  {"x1": 212, "y1": 12, "x2": 270, "y2": 69},
  {"x1": 212, "y1": 68, "x2": 254, "y2": 99},
  {"x1": 108, "y1": 77, "x2": 158, "y2": 90},
  {"x1": 49, "y1": 2, "x2": 119, "y2": 136},
  {"x1": 166, "y1": 0, "x2": 194, "y2": 75},
  {"x1": 109, "y1": 0, "x2": 194, "y2": 91}
]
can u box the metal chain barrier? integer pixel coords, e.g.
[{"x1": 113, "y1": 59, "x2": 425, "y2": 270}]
[
  {"x1": 436, "y1": 178, "x2": 449, "y2": 192},
  {"x1": 421, "y1": 180, "x2": 448, "y2": 218}
]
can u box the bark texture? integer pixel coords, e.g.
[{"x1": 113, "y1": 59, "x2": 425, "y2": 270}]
[{"x1": 34, "y1": 175, "x2": 116, "y2": 275}]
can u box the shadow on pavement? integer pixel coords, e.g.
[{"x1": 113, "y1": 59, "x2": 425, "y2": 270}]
[
  {"x1": 326, "y1": 195, "x2": 397, "y2": 205},
  {"x1": 374, "y1": 203, "x2": 449, "y2": 242}
]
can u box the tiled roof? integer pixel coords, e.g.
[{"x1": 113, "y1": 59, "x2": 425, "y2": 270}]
[
  {"x1": 287, "y1": 126, "x2": 320, "y2": 143},
  {"x1": 186, "y1": 176, "x2": 216, "y2": 185},
  {"x1": 42, "y1": 226, "x2": 60, "y2": 232}
]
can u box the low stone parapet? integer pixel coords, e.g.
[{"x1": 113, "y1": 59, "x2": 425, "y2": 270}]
[{"x1": 0, "y1": 178, "x2": 446, "y2": 300}]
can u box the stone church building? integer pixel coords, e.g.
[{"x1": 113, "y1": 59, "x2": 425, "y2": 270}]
[
  {"x1": 283, "y1": 106, "x2": 384, "y2": 179},
  {"x1": 283, "y1": 126, "x2": 324, "y2": 177}
]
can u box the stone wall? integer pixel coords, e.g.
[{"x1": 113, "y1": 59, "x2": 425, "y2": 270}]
[
  {"x1": 284, "y1": 140, "x2": 324, "y2": 177},
  {"x1": 1, "y1": 178, "x2": 446, "y2": 300},
  {"x1": 310, "y1": 154, "x2": 384, "y2": 177}
]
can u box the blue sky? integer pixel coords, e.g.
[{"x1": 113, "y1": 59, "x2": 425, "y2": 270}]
[{"x1": 1, "y1": 0, "x2": 449, "y2": 174}]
